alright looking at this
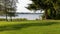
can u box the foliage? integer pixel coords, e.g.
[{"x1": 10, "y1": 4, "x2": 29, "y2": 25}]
[
  {"x1": 0, "y1": 18, "x2": 6, "y2": 21},
  {"x1": 12, "y1": 18, "x2": 28, "y2": 21},
  {"x1": 27, "y1": 0, "x2": 60, "y2": 19},
  {"x1": 0, "y1": 18, "x2": 27, "y2": 21},
  {"x1": 0, "y1": 0, "x2": 18, "y2": 21}
]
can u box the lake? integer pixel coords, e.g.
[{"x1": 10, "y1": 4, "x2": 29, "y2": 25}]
[{"x1": 0, "y1": 13, "x2": 43, "y2": 20}]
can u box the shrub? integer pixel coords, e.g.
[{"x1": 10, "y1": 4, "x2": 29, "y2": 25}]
[
  {"x1": 13, "y1": 18, "x2": 27, "y2": 21},
  {"x1": 0, "y1": 18, "x2": 6, "y2": 21}
]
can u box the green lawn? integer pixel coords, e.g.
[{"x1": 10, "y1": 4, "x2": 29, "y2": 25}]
[{"x1": 0, "y1": 20, "x2": 60, "y2": 34}]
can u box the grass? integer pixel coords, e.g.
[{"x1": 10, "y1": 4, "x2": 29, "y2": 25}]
[{"x1": 0, "y1": 20, "x2": 60, "y2": 34}]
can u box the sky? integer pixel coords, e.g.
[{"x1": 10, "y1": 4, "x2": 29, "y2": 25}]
[
  {"x1": 16, "y1": 0, "x2": 44, "y2": 13},
  {"x1": 16, "y1": 0, "x2": 33, "y2": 13}
]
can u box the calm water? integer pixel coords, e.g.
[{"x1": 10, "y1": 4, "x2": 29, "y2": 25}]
[{"x1": 0, "y1": 13, "x2": 43, "y2": 20}]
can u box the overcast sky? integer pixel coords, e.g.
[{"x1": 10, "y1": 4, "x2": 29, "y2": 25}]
[
  {"x1": 16, "y1": 0, "x2": 33, "y2": 13},
  {"x1": 16, "y1": 0, "x2": 44, "y2": 13}
]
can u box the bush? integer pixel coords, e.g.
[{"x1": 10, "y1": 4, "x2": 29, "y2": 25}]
[
  {"x1": 0, "y1": 18, "x2": 28, "y2": 21},
  {"x1": 13, "y1": 18, "x2": 27, "y2": 21},
  {"x1": 0, "y1": 18, "x2": 6, "y2": 21}
]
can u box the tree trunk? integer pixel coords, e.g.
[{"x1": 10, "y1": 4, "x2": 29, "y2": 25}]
[
  {"x1": 10, "y1": 16, "x2": 12, "y2": 21},
  {"x1": 54, "y1": 10, "x2": 56, "y2": 19},
  {"x1": 45, "y1": 9, "x2": 48, "y2": 19},
  {"x1": 6, "y1": 13, "x2": 8, "y2": 21},
  {"x1": 52, "y1": 8, "x2": 56, "y2": 19}
]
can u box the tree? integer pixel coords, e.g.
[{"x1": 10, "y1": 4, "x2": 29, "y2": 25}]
[
  {"x1": 5, "y1": 0, "x2": 18, "y2": 21},
  {"x1": 0, "y1": 0, "x2": 18, "y2": 21},
  {"x1": 0, "y1": 0, "x2": 5, "y2": 15},
  {"x1": 26, "y1": 0, "x2": 60, "y2": 19}
]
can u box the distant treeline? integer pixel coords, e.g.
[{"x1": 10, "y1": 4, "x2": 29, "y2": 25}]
[{"x1": 16, "y1": 13, "x2": 43, "y2": 14}]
